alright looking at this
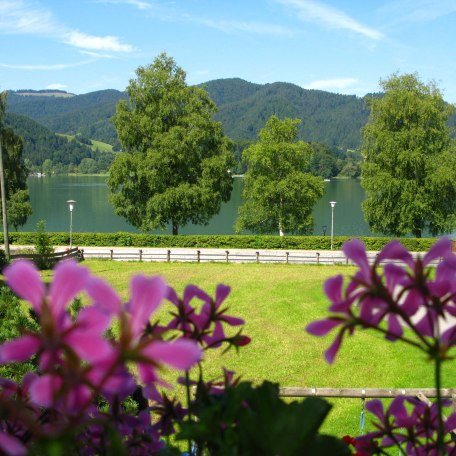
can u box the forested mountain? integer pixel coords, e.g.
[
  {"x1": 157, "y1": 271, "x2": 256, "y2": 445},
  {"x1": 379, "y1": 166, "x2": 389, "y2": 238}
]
[
  {"x1": 3, "y1": 112, "x2": 115, "y2": 174},
  {"x1": 3, "y1": 112, "x2": 93, "y2": 166},
  {"x1": 5, "y1": 80, "x2": 456, "y2": 177},
  {"x1": 7, "y1": 90, "x2": 126, "y2": 148},
  {"x1": 205, "y1": 78, "x2": 370, "y2": 150},
  {"x1": 6, "y1": 82, "x2": 371, "y2": 150}
]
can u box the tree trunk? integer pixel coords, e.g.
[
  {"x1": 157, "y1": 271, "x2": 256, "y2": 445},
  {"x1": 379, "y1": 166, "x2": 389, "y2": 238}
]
[
  {"x1": 172, "y1": 223, "x2": 178, "y2": 235},
  {"x1": 413, "y1": 229, "x2": 422, "y2": 238}
]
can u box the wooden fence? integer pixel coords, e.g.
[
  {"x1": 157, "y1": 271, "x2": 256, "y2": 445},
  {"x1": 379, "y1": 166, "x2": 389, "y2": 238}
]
[
  {"x1": 10, "y1": 247, "x2": 84, "y2": 266},
  {"x1": 79, "y1": 248, "x2": 439, "y2": 266}
]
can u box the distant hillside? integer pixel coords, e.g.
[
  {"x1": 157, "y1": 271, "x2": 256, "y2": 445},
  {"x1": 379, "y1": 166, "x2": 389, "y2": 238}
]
[
  {"x1": 6, "y1": 79, "x2": 456, "y2": 155},
  {"x1": 7, "y1": 89, "x2": 126, "y2": 147},
  {"x1": 205, "y1": 78, "x2": 370, "y2": 150},
  {"x1": 14, "y1": 89, "x2": 75, "y2": 98},
  {"x1": 3, "y1": 112, "x2": 94, "y2": 166}
]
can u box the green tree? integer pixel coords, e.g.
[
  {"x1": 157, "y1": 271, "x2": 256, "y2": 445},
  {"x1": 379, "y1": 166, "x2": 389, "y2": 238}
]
[
  {"x1": 236, "y1": 116, "x2": 324, "y2": 236},
  {"x1": 0, "y1": 93, "x2": 32, "y2": 230},
  {"x1": 361, "y1": 73, "x2": 456, "y2": 237},
  {"x1": 108, "y1": 53, "x2": 234, "y2": 235}
]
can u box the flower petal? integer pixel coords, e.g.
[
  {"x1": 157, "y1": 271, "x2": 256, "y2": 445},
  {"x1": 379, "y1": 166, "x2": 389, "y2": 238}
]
[
  {"x1": 64, "y1": 331, "x2": 113, "y2": 362},
  {"x1": 85, "y1": 277, "x2": 121, "y2": 315},
  {"x1": 0, "y1": 431, "x2": 26, "y2": 456},
  {"x1": 325, "y1": 332, "x2": 343, "y2": 364},
  {"x1": 366, "y1": 399, "x2": 385, "y2": 420},
  {"x1": 183, "y1": 284, "x2": 211, "y2": 306},
  {"x1": 376, "y1": 241, "x2": 413, "y2": 266},
  {"x1": 142, "y1": 339, "x2": 202, "y2": 370},
  {"x1": 0, "y1": 335, "x2": 40, "y2": 363},
  {"x1": 423, "y1": 237, "x2": 452, "y2": 266},
  {"x1": 307, "y1": 318, "x2": 342, "y2": 336},
  {"x1": 324, "y1": 275, "x2": 343, "y2": 304},
  {"x1": 215, "y1": 284, "x2": 231, "y2": 308},
  {"x1": 29, "y1": 374, "x2": 62, "y2": 407},
  {"x1": 129, "y1": 275, "x2": 167, "y2": 337},
  {"x1": 343, "y1": 239, "x2": 369, "y2": 277},
  {"x1": 50, "y1": 260, "x2": 90, "y2": 319},
  {"x1": 77, "y1": 306, "x2": 111, "y2": 334},
  {"x1": 4, "y1": 260, "x2": 44, "y2": 312}
]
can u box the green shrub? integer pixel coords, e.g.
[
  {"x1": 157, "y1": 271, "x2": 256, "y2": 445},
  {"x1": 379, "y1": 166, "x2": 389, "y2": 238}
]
[
  {"x1": 0, "y1": 286, "x2": 38, "y2": 381},
  {"x1": 8, "y1": 231, "x2": 442, "y2": 251},
  {"x1": 34, "y1": 220, "x2": 54, "y2": 269},
  {"x1": 0, "y1": 249, "x2": 8, "y2": 272}
]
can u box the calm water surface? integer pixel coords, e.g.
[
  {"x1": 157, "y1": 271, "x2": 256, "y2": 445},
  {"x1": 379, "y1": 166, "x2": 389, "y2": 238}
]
[{"x1": 21, "y1": 176, "x2": 449, "y2": 237}]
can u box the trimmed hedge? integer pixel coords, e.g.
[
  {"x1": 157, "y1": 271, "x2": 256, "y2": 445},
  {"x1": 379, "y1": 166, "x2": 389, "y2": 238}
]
[{"x1": 8, "y1": 232, "x2": 442, "y2": 251}]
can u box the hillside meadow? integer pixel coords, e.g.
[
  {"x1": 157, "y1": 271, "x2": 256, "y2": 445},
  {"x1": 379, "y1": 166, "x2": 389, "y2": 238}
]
[{"x1": 36, "y1": 260, "x2": 455, "y2": 438}]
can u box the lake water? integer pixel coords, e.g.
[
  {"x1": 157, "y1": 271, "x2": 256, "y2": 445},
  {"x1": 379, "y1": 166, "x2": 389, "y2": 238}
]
[{"x1": 19, "y1": 175, "x2": 448, "y2": 237}]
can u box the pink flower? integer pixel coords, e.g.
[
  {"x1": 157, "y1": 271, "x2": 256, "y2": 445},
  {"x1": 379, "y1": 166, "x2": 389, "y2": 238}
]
[
  {"x1": 121, "y1": 275, "x2": 202, "y2": 386},
  {"x1": 0, "y1": 432, "x2": 26, "y2": 456}
]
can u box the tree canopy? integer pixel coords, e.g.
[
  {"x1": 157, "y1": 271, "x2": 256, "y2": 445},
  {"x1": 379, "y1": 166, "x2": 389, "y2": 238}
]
[
  {"x1": 0, "y1": 92, "x2": 32, "y2": 230},
  {"x1": 108, "y1": 53, "x2": 234, "y2": 235},
  {"x1": 236, "y1": 115, "x2": 324, "y2": 236},
  {"x1": 361, "y1": 73, "x2": 456, "y2": 237}
]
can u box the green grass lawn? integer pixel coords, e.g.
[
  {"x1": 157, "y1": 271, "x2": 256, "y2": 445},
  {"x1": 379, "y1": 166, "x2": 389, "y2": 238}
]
[{"x1": 54, "y1": 260, "x2": 454, "y2": 438}]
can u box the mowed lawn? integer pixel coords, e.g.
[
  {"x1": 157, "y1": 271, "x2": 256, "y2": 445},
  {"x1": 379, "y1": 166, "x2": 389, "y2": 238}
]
[{"x1": 45, "y1": 260, "x2": 455, "y2": 437}]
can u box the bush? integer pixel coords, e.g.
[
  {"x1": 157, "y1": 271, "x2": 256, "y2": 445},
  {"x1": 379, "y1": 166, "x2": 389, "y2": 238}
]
[
  {"x1": 34, "y1": 220, "x2": 54, "y2": 269},
  {"x1": 9, "y1": 231, "x2": 440, "y2": 251}
]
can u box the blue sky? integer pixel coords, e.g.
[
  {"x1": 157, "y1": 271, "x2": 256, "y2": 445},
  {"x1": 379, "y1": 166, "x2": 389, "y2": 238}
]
[{"x1": 1, "y1": 0, "x2": 456, "y2": 102}]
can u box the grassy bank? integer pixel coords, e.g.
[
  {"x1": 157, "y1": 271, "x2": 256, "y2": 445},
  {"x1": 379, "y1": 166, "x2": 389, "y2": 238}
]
[{"x1": 46, "y1": 260, "x2": 453, "y2": 438}]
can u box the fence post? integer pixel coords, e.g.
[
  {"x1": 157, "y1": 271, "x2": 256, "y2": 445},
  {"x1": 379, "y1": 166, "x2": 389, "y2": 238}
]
[
  {"x1": 286, "y1": 251, "x2": 289, "y2": 264},
  {"x1": 225, "y1": 250, "x2": 229, "y2": 263},
  {"x1": 256, "y1": 251, "x2": 260, "y2": 264},
  {"x1": 167, "y1": 249, "x2": 171, "y2": 263},
  {"x1": 139, "y1": 249, "x2": 143, "y2": 261},
  {"x1": 316, "y1": 252, "x2": 320, "y2": 265},
  {"x1": 346, "y1": 256, "x2": 349, "y2": 265},
  {"x1": 197, "y1": 250, "x2": 200, "y2": 263},
  {"x1": 110, "y1": 249, "x2": 113, "y2": 260}
]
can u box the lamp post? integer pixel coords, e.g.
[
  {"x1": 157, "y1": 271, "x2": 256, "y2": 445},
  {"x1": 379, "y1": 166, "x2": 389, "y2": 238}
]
[
  {"x1": 66, "y1": 200, "x2": 76, "y2": 248},
  {"x1": 329, "y1": 201, "x2": 336, "y2": 250},
  {"x1": 322, "y1": 225, "x2": 327, "y2": 236}
]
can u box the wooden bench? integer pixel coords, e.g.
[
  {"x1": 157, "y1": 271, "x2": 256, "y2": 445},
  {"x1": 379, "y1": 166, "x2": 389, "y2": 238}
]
[{"x1": 10, "y1": 247, "x2": 84, "y2": 268}]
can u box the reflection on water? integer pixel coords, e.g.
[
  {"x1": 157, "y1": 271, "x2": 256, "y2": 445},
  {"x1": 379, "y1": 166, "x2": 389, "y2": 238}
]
[{"x1": 21, "y1": 176, "x2": 452, "y2": 237}]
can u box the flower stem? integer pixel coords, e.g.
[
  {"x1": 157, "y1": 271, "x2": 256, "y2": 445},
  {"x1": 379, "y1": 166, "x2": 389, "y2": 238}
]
[
  {"x1": 435, "y1": 351, "x2": 445, "y2": 454},
  {"x1": 185, "y1": 370, "x2": 192, "y2": 455}
]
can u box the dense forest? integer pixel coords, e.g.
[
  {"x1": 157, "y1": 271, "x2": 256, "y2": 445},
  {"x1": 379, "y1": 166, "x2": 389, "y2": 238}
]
[
  {"x1": 3, "y1": 112, "x2": 115, "y2": 174},
  {"x1": 5, "y1": 81, "x2": 456, "y2": 177}
]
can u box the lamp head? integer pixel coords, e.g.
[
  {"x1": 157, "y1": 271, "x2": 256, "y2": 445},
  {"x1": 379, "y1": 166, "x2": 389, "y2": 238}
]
[
  {"x1": 329, "y1": 201, "x2": 337, "y2": 208},
  {"x1": 67, "y1": 200, "x2": 76, "y2": 212}
]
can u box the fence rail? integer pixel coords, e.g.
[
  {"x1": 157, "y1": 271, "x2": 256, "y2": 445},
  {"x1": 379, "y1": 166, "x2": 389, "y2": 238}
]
[
  {"x1": 10, "y1": 247, "x2": 84, "y2": 265},
  {"x1": 279, "y1": 387, "x2": 456, "y2": 399},
  {"x1": 78, "y1": 248, "x2": 439, "y2": 266}
]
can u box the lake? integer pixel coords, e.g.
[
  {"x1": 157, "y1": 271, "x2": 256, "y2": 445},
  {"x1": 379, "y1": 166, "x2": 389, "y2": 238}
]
[{"x1": 19, "y1": 175, "x2": 448, "y2": 237}]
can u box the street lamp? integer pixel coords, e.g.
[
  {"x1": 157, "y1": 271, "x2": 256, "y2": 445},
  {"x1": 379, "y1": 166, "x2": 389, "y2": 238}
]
[
  {"x1": 66, "y1": 200, "x2": 76, "y2": 248},
  {"x1": 329, "y1": 201, "x2": 336, "y2": 250},
  {"x1": 322, "y1": 225, "x2": 327, "y2": 236}
]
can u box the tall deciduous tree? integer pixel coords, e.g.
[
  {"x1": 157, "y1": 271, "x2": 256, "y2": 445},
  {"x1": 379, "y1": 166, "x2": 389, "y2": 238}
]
[
  {"x1": 0, "y1": 92, "x2": 32, "y2": 231},
  {"x1": 361, "y1": 73, "x2": 456, "y2": 238},
  {"x1": 236, "y1": 116, "x2": 324, "y2": 236},
  {"x1": 108, "y1": 53, "x2": 234, "y2": 235}
]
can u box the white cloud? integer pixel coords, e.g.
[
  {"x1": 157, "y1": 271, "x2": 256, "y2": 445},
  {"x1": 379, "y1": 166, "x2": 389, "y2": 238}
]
[
  {"x1": 95, "y1": 0, "x2": 155, "y2": 10},
  {"x1": 304, "y1": 78, "x2": 359, "y2": 90},
  {"x1": 275, "y1": 0, "x2": 384, "y2": 40},
  {"x1": 0, "y1": 60, "x2": 95, "y2": 70},
  {"x1": 195, "y1": 17, "x2": 294, "y2": 37},
  {"x1": 80, "y1": 50, "x2": 113, "y2": 59},
  {"x1": 0, "y1": 0, "x2": 134, "y2": 53},
  {"x1": 46, "y1": 83, "x2": 68, "y2": 90},
  {"x1": 65, "y1": 31, "x2": 134, "y2": 52}
]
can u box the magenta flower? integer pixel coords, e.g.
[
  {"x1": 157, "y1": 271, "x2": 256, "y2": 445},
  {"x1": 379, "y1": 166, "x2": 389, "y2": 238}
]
[
  {"x1": 308, "y1": 237, "x2": 456, "y2": 364},
  {"x1": 118, "y1": 275, "x2": 202, "y2": 387}
]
